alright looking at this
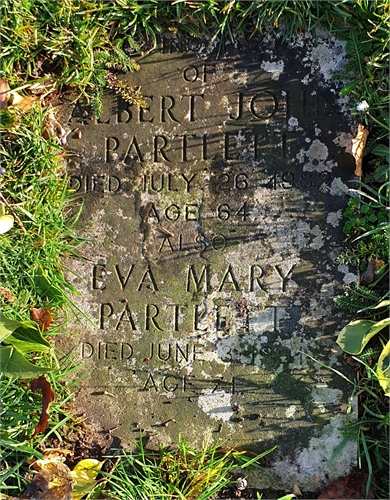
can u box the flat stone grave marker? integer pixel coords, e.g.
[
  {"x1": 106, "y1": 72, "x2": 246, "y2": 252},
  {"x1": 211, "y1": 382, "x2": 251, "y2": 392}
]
[{"x1": 60, "y1": 31, "x2": 358, "y2": 491}]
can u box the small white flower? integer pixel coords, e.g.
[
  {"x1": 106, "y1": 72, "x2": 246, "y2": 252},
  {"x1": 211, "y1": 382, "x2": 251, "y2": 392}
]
[{"x1": 356, "y1": 100, "x2": 369, "y2": 112}]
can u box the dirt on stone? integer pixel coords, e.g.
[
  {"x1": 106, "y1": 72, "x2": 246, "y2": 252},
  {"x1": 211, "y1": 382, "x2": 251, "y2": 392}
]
[{"x1": 39, "y1": 417, "x2": 119, "y2": 471}]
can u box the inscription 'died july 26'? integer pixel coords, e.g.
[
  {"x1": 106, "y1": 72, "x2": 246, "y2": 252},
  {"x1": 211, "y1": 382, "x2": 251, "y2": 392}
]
[{"x1": 60, "y1": 33, "x2": 358, "y2": 488}]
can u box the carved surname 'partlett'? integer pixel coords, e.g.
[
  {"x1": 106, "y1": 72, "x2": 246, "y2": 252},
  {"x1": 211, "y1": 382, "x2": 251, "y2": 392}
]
[{"x1": 104, "y1": 131, "x2": 287, "y2": 163}]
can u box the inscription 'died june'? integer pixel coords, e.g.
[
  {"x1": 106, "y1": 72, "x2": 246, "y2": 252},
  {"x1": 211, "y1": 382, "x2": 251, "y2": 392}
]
[{"x1": 61, "y1": 33, "x2": 358, "y2": 487}]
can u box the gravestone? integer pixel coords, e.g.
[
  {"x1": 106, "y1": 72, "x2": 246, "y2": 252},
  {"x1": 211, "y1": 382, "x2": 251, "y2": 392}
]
[{"x1": 60, "y1": 31, "x2": 358, "y2": 492}]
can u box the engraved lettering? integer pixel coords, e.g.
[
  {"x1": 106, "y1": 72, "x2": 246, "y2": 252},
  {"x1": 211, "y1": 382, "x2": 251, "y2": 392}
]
[
  {"x1": 100, "y1": 303, "x2": 113, "y2": 329},
  {"x1": 154, "y1": 135, "x2": 170, "y2": 162},
  {"x1": 158, "y1": 236, "x2": 175, "y2": 252},
  {"x1": 117, "y1": 97, "x2": 132, "y2": 123},
  {"x1": 105, "y1": 342, "x2": 117, "y2": 360},
  {"x1": 229, "y1": 92, "x2": 243, "y2": 120},
  {"x1": 165, "y1": 204, "x2": 180, "y2": 221},
  {"x1": 250, "y1": 92, "x2": 277, "y2": 119},
  {"x1": 250, "y1": 265, "x2": 266, "y2": 292},
  {"x1": 158, "y1": 343, "x2": 171, "y2": 361},
  {"x1": 141, "y1": 202, "x2": 160, "y2": 222},
  {"x1": 115, "y1": 264, "x2": 135, "y2": 290},
  {"x1": 175, "y1": 344, "x2": 189, "y2": 362},
  {"x1": 185, "y1": 204, "x2": 198, "y2": 221},
  {"x1": 218, "y1": 265, "x2": 240, "y2": 292},
  {"x1": 138, "y1": 265, "x2": 158, "y2": 291},
  {"x1": 163, "y1": 375, "x2": 178, "y2": 392},
  {"x1": 193, "y1": 304, "x2": 206, "y2": 330},
  {"x1": 121, "y1": 343, "x2": 133, "y2": 360},
  {"x1": 183, "y1": 66, "x2": 198, "y2": 82},
  {"x1": 203, "y1": 64, "x2": 216, "y2": 82},
  {"x1": 145, "y1": 304, "x2": 163, "y2": 331},
  {"x1": 123, "y1": 135, "x2": 143, "y2": 162},
  {"x1": 105, "y1": 136, "x2": 119, "y2": 163},
  {"x1": 93, "y1": 263, "x2": 106, "y2": 290},
  {"x1": 187, "y1": 265, "x2": 211, "y2": 292},
  {"x1": 108, "y1": 176, "x2": 121, "y2": 192},
  {"x1": 224, "y1": 132, "x2": 236, "y2": 160},
  {"x1": 211, "y1": 234, "x2": 226, "y2": 251},
  {"x1": 150, "y1": 174, "x2": 165, "y2": 192},
  {"x1": 143, "y1": 373, "x2": 158, "y2": 391},
  {"x1": 115, "y1": 304, "x2": 136, "y2": 330},
  {"x1": 161, "y1": 96, "x2": 179, "y2": 122},
  {"x1": 274, "y1": 264, "x2": 295, "y2": 292},
  {"x1": 81, "y1": 342, "x2": 93, "y2": 358},
  {"x1": 172, "y1": 304, "x2": 180, "y2": 331},
  {"x1": 183, "y1": 94, "x2": 204, "y2": 121},
  {"x1": 181, "y1": 173, "x2": 196, "y2": 192},
  {"x1": 139, "y1": 95, "x2": 154, "y2": 122}
]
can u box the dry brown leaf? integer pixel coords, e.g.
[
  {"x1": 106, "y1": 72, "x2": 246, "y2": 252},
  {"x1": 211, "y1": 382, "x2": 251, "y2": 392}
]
[
  {"x1": 318, "y1": 472, "x2": 375, "y2": 499},
  {"x1": 30, "y1": 376, "x2": 55, "y2": 439},
  {"x1": 352, "y1": 124, "x2": 369, "y2": 176},
  {"x1": 0, "y1": 286, "x2": 16, "y2": 303},
  {"x1": 360, "y1": 259, "x2": 385, "y2": 285},
  {"x1": 31, "y1": 307, "x2": 53, "y2": 332},
  {"x1": 293, "y1": 483, "x2": 303, "y2": 496},
  {"x1": 14, "y1": 95, "x2": 37, "y2": 113},
  {"x1": 43, "y1": 109, "x2": 69, "y2": 144},
  {"x1": 17, "y1": 459, "x2": 74, "y2": 500},
  {"x1": 0, "y1": 78, "x2": 10, "y2": 110}
]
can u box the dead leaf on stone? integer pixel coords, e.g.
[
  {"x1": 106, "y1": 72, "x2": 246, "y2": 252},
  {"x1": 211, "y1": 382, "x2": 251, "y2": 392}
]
[
  {"x1": 43, "y1": 109, "x2": 69, "y2": 144},
  {"x1": 0, "y1": 78, "x2": 10, "y2": 110},
  {"x1": 17, "y1": 458, "x2": 75, "y2": 500},
  {"x1": 31, "y1": 307, "x2": 53, "y2": 332},
  {"x1": 30, "y1": 376, "x2": 55, "y2": 439},
  {"x1": 292, "y1": 483, "x2": 302, "y2": 496},
  {"x1": 352, "y1": 124, "x2": 369, "y2": 176},
  {"x1": 317, "y1": 471, "x2": 375, "y2": 499}
]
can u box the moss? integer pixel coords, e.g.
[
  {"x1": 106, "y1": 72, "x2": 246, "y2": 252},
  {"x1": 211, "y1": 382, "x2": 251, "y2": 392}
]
[{"x1": 273, "y1": 371, "x2": 314, "y2": 416}]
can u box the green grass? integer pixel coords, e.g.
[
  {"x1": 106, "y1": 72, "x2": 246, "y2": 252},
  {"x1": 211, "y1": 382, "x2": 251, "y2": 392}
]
[
  {"x1": 0, "y1": 351, "x2": 79, "y2": 494},
  {"x1": 98, "y1": 434, "x2": 275, "y2": 500},
  {"x1": 0, "y1": 106, "x2": 84, "y2": 321},
  {"x1": 0, "y1": 0, "x2": 389, "y2": 498}
]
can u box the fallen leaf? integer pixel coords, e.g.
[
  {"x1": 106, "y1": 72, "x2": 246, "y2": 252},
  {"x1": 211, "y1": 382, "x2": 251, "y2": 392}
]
[
  {"x1": 0, "y1": 78, "x2": 10, "y2": 110},
  {"x1": 30, "y1": 376, "x2": 55, "y2": 438},
  {"x1": 18, "y1": 458, "x2": 75, "y2": 500},
  {"x1": 292, "y1": 483, "x2": 302, "y2": 496},
  {"x1": 13, "y1": 95, "x2": 37, "y2": 113},
  {"x1": 352, "y1": 124, "x2": 369, "y2": 176},
  {"x1": 0, "y1": 286, "x2": 16, "y2": 303},
  {"x1": 0, "y1": 214, "x2": 14, "y2": 234},
  {"x1": 70, "y1": 459, "x2": 104, "y2": 500},
  {"x1": 43, "y1": 109, "x2": 69, "y2": 144},
  {"x1": 317, "y1": 472, "x2": 375, "y2": 499},
  {"x1": 360, "y1": 259, "x2": 385, "y2": 285},
  {"x1": 31, "y1": 307, "x2": 53, "y2": 332}
]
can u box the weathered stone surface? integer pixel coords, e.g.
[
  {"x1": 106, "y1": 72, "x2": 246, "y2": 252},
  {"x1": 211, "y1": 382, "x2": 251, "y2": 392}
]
[{"x1": 59, "y1": 31, "x2": 358, "y2": 492}]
